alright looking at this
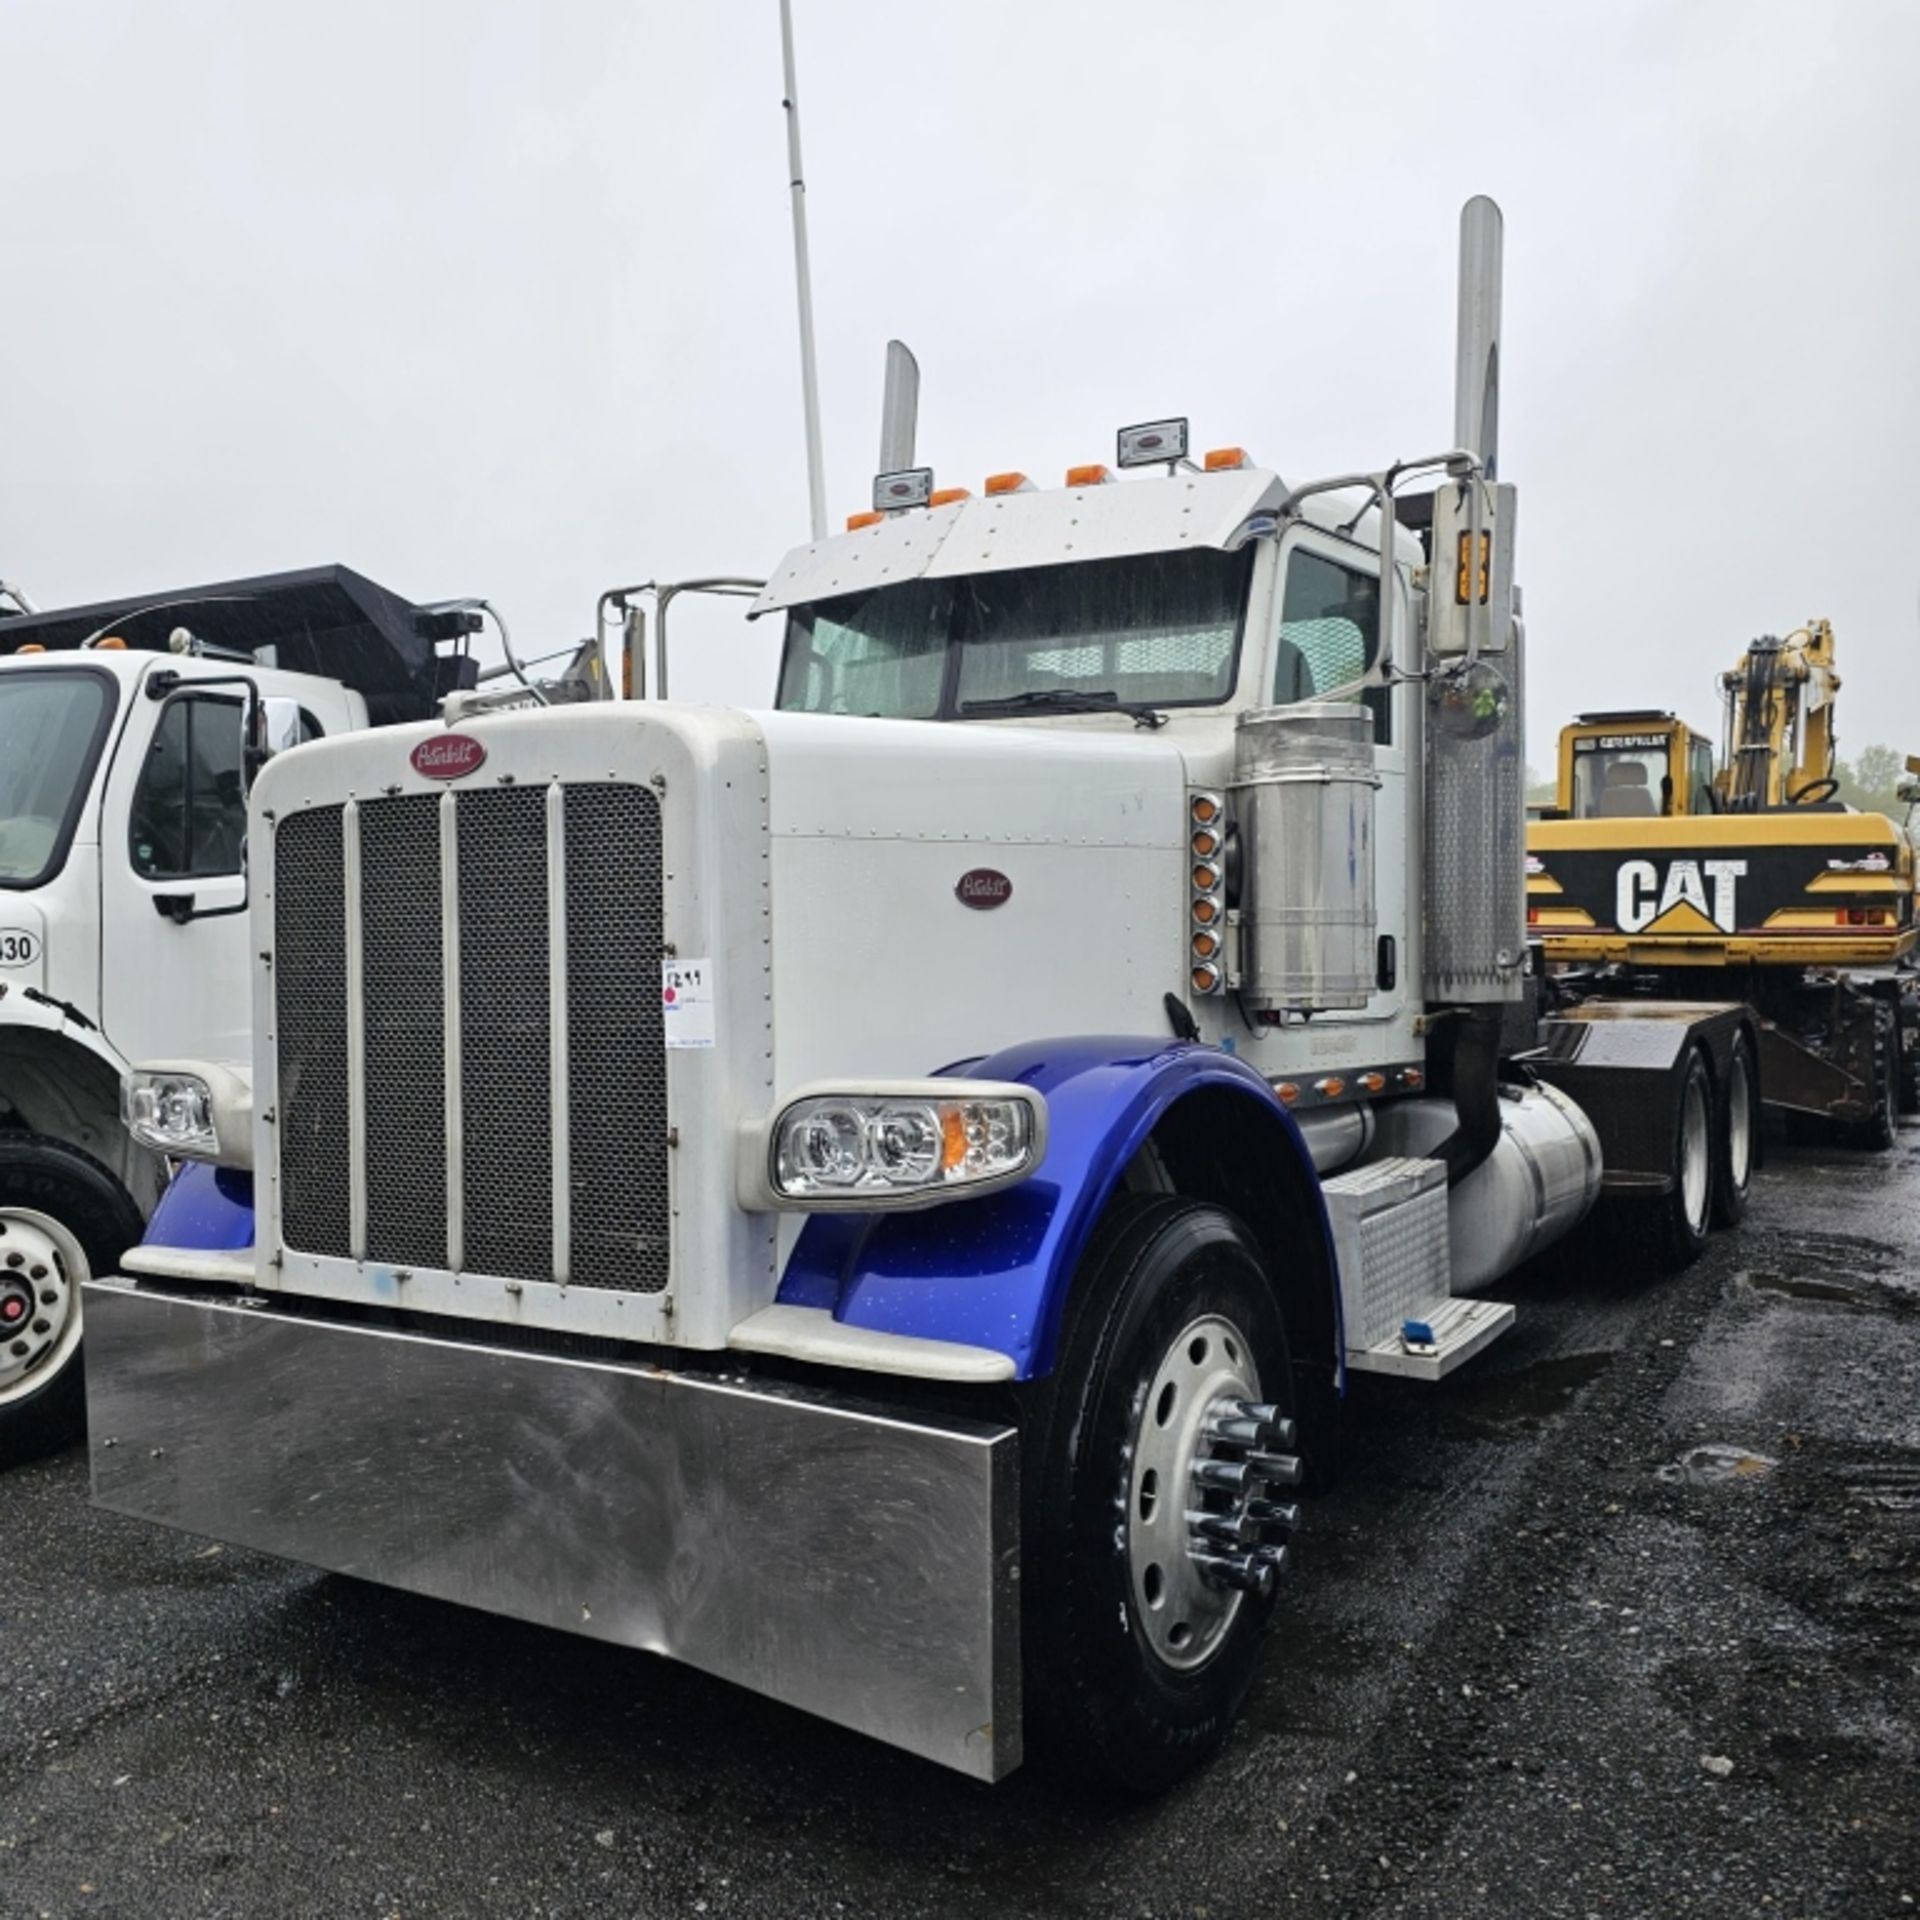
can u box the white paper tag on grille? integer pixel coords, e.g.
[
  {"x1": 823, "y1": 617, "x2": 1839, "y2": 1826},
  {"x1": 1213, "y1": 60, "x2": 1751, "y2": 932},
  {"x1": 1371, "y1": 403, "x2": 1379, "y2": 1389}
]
[{"x1": 662, "y1": 958, "x2": 714, "y2": 1049}]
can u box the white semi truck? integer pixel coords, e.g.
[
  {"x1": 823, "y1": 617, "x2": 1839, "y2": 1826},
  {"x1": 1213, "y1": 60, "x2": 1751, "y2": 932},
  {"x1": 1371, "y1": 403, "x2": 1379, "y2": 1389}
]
[
  {"x1": 83, "y1": 201, "x2": 1759, "y2": 1790},
  {"x1": 0, "y1": 567, "x2": 494, "y2": 1457}
]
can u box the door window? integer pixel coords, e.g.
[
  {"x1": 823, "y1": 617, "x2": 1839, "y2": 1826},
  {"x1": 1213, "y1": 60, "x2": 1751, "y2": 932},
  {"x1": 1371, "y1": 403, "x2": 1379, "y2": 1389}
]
[
  {"x1": 129, "y1": 696, "x2": 246, "y2": 879},
  {"x1": 1275, "y1": 549, "x2": 1388, "y2": 744}
]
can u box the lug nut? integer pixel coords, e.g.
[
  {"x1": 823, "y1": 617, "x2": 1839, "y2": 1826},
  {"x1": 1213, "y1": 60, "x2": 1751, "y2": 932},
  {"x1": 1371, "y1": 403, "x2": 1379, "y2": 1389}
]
[
  {"x1": 1247, "y1": 1450, "x2": 1304, "y2": 1487},
  {"x1": 1192, "y1": 1457, "x2": 1252, "y2": 1493}
]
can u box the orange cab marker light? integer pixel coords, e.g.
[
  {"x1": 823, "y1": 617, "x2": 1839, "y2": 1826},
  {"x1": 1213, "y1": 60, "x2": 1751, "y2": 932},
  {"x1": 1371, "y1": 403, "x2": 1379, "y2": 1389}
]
[
  {"x1": 929, "y1": 487, "x2": 972, "y2": 508},
  {"x1": 1065, "y1": 463, "x2": 1114, "y2": 488},
  {"x1": 846, "y1": 510, "x2": 885, "y2": 531},
  {"x1": 1204, "y1": 446, "x2": 1250, "y2": 472},
  {"x1": 984, "y1": 471, "x2": 1032, "y2": 496},
  {"x1": 15, "y1": 642, "x2": 47, "y2": 654},
  {"x1": 95, "y1": 635, "x2": 128, "y2": 650},
  {"x1": 1402, "y1": 1067, "x2": 1425, "y2": 1088},
  {"x1": 1314, "y1": 1077, "x2": 1346, "y2": 1099},
  {"x1": 1275, "y1": 1082, "x2": 1300, "y2": 1105},
  {"x1": 1359, "y1": 1072, "x2": 1386, "y2": 1093}
]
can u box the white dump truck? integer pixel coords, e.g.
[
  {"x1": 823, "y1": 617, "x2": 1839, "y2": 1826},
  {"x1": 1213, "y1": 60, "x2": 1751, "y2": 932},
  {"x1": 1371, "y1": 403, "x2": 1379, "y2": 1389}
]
[
  {"x1": 83, "y1": 202, "x2": 1758, "y2": 1790},
  {"x1": 0, "y1": 567, "x2": 497, "y2": 1457}
]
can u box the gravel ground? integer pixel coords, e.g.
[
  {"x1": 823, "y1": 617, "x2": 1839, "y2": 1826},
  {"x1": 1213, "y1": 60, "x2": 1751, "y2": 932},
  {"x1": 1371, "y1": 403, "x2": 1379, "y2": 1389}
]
[{"x1": 4, "y1": 1125, "x2": 1917, "y2": 1920}]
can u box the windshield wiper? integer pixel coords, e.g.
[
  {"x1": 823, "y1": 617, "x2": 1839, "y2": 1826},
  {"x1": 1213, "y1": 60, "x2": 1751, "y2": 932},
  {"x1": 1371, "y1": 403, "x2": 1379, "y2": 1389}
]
[{"x1": 960, "y1": 688, "x2": 1166, "y2": 728}]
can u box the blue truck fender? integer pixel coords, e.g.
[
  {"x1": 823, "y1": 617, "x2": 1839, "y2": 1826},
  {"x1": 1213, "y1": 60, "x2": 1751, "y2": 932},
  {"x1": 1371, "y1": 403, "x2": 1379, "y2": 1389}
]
[{"x1": 776, "y1": 1035, "x2": 1341, "y2": 1382}]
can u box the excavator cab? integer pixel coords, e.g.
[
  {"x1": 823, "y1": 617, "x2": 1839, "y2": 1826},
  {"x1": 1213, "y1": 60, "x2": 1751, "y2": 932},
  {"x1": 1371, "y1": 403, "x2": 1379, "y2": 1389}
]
[{"x1": 1553, "y1": 712, "x2": 1715, "y2": 821}]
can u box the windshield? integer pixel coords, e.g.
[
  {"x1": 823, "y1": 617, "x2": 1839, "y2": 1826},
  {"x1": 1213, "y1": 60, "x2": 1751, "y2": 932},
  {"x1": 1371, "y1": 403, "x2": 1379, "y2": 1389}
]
[
  {"x1": 0, "y1": 669, "x2": 117, "y2": 887},
  {"x1": 1570, "y1": 737, "x2": 1673, "y2": 819},
  {"x1": 776, "y1": 548, "x2": 1254, "y2": 720}
]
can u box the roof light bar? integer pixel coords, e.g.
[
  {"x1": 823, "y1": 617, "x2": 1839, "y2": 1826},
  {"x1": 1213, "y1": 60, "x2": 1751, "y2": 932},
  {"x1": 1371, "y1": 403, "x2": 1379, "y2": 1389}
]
[
  {"x1": 984, "y1": 471, "x2": 1033, "y2": 496},
  {"x1": 846, "y1": 510, "x2": 885, "y2": 531},
  {"x1": 1065, "y1": 463, "x2": 1115, "y2": 488},
  {"x1": 1204, "y1": 446, "x2": 1251, "y2": 472},
  {"x1": 1117, "y1": 418, "x2": 1189, "y2": 468},
  {"x1": 928, "y1": 487, "x2": 972, "y2": 508}
]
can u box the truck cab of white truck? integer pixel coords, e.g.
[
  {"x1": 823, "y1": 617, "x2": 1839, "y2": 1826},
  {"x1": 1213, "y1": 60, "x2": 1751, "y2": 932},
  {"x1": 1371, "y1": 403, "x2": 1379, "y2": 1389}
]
[
  {"x1": 0, "y1": 567, "x2": 483, "y2": 1456},
  {"x1": 84, "y1": 201, "x2": 1758, "y2": 1793}
]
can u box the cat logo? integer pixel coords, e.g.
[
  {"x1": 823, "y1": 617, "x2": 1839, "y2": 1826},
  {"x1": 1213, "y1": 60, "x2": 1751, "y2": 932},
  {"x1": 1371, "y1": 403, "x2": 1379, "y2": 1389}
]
[{"x1": 1616, "y1": 858, "x2": 1747, "y2": 935}]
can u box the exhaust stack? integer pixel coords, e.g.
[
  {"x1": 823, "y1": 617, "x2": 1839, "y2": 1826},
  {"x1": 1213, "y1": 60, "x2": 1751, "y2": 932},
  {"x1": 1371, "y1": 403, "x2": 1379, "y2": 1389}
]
[
  {"x1": 1454, "y1": 195, "x2": 1503, "y2": 479},
  {"x1": 878, "y1": 340, "x2": 921, "y2": 474}
]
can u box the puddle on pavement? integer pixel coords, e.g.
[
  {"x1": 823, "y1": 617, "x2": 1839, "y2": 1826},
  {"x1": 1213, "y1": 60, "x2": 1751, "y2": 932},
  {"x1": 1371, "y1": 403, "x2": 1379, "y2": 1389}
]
[
  {"x1": 1742, "y1": 1271, "x2": 1867, "y2": 1306},
  {"x1": 1657, "y1": 1443, "x2": 1778, "y2": 1486},
  {"x1": 1440, "y1": 1350, "x2": 1613, "y2": 1434}
]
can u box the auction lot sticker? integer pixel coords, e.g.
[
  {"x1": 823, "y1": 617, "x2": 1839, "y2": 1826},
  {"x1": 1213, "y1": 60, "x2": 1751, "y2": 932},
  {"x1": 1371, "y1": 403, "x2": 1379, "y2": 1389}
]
[{"x1": 662, "y1": 958, "x2": 714, "y2": 1048}]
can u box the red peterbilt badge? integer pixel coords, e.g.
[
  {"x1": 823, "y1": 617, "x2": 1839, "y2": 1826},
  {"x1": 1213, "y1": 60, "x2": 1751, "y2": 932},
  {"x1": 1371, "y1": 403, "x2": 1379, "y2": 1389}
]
[
  {"x1": 955, "y1": 868, "x2": 1013, "y2": 910},
  {"x1": 411, "y1": 734, "x2": 486, "y2": 781}
]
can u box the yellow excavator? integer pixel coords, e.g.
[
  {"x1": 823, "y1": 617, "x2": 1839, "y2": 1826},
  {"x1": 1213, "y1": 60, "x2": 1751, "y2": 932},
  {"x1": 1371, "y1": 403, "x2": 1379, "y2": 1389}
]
[{"x1": 1528, "y1": 620, "x2": 1919, "y2": 1146}]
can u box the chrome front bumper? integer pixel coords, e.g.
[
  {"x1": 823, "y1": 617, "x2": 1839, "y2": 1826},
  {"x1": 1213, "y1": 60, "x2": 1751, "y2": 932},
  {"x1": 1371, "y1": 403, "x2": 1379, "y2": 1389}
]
[{"x1": 84, "y1": 1279, "x2": 1021, "y2": 1779}]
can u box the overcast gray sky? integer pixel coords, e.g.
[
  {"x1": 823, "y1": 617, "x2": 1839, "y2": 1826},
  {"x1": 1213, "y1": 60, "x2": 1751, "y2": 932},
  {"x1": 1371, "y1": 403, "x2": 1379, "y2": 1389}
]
[{"x1": 3, "y1": 0, "x2": 1917, "y2": 768}]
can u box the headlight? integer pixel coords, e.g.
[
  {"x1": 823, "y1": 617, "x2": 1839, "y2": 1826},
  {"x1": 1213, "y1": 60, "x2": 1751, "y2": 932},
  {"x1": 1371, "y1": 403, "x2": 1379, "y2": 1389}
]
[
  {"x1": 755, "y1": 1081, "x2": 1046, "y2": 1210},
  {"x1": 123, "y1": 1062, "x2": 252, "y2": 1167}
]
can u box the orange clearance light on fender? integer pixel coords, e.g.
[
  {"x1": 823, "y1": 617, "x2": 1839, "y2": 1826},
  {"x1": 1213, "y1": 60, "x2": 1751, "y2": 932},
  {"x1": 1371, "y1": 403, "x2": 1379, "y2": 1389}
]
[
  {"x1": 929, "y1": 487, "x2": 972, "y2": 508},
  {"x1": 1314, "y1": 1077, "x2": 1346, "y2": 1098},
  {"x1": 1192, "y1": 929, "x2": 1219, "y2": 960},
  {"x1": 1276, "y1": 1082, "x2": 1300, "y2": 1104},
  {"x1": 1203, "y1": 446, "x2": 1250, "y2": 472},
  {"x1": 1191, "y1": 828, "x2": 1220, "y2": 858},
  {"x1": 846, "y1": 510, "x2": 884, "y2": 530},
  {"x1": 1359, "y1": 1072, "x2": 1386, "y2": 1093},
  {"x1": 1191, "y1": 896, "x2": 1219, "y2": 926},
  {"x1": 1191, "y1": 964, "x2": 1221, "y2": 994},
  {"x1": 1064, "y1": 463, "x2": 1114, "y2": 487},
  {"x1": 1192, "y1": 864, "x2": 1220, "y2": 892},
  {"x1": 14, "y1": 642, "x2": 47, "y2": 654},
  {"x1": 1191, "y1": 793, "x2": 1221, "y2": 824},
  {"x1": 984, "y1": 471, "x2": 1032, "y2": 496},
  {"x1": 95, "y1": 635, "x2": 128, "y2": 650}
]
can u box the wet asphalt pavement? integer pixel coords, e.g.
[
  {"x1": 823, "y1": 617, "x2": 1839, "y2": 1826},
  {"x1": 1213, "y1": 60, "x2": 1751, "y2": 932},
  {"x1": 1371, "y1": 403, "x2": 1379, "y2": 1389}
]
[{"x1": 4, "y1": 1127, "x2": 1918, "y2": 1920}]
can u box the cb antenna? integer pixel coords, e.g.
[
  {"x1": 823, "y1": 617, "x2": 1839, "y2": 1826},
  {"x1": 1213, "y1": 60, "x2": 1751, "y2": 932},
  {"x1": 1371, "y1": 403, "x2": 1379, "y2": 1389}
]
[{"x1": 779, "y1": 0, "x2": 828, "y2": 540}]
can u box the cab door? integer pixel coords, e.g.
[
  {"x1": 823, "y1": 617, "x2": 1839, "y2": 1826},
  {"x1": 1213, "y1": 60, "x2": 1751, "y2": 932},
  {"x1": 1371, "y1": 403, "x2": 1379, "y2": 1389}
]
[{"x1": 96, "y1": 666, "x2": 344, "y2": 1067}]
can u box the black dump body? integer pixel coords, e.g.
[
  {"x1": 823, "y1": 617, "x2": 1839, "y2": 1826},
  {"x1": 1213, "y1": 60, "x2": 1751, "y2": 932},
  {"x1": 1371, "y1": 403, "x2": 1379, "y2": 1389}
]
[{"x1": 0, "y1": 565, "x2": 476, "y2": 726}]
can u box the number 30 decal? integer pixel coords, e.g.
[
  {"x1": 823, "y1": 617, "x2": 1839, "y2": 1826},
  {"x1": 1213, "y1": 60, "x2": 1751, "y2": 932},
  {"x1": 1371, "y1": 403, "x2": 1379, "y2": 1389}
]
[{"x1": 0, "y1": 929, "x2": 41, "y2": 969}]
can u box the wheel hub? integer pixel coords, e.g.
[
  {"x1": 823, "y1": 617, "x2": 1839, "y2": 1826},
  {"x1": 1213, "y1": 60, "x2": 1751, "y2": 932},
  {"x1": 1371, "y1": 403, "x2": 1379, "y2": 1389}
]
[
  {"x1": 1125, "y1": 1314, "x2": 1302, "y2": 1670},
  {"x1": 0, "y1": 1208, "x2": 87, "y2": 1404}
]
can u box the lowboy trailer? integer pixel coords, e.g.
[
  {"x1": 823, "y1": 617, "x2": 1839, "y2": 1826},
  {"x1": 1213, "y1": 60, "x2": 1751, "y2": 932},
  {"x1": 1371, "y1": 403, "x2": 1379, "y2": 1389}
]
[{"x1": 84, "y1": 200, "x2": 1758, "y2": 1791}]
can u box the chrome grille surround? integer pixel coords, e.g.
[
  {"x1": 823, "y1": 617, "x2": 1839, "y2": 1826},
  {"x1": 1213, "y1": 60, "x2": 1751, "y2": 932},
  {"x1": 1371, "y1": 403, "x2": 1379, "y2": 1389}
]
[{"x1": 273, "y1": 780, "x2": 670, "y2": 1295}]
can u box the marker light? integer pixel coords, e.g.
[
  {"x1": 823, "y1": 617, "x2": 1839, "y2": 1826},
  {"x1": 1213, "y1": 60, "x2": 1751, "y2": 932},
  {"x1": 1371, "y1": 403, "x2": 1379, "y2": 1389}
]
[
  {"x1": 1065, "y1": 463, "x2": 1115, "y2": 488},
  {"x1": 1187, "y1": 790, "x2": 1228, "y2": 995},
  {"x1": 1204, "y1": 447, "x2": 1251, "y2": 472},
  {"x1": 1116, "y1": 418, "x2": 1190, "y2": 468},
  {"x1": 846, "y1": 510, "x2": 885, "y2": 531},
  {"x1": 764, "y1": 1083, "x2": 1047, "y2": 1211},
  {"x1": 874, "y1": 467, "x2": 935, "y2": 512},
  {"x1": 929, "y1": 487, "x2": 972, "y2": 508},
  {"x1": 95, "y1": 636, "x2": 128, "y2": 650},
  {"x1": 985, "y1": 471, "x2": 1033, "y2": 496},
  {"x1": 14, "y1": 642, "x2": 46, "y2": 654}
]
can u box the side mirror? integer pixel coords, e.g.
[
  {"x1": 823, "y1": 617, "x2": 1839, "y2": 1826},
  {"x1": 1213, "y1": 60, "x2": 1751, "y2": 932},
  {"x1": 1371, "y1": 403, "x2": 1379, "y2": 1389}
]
[{"x1": 249, "y1": 696, "x2": 303, "y2": 767}]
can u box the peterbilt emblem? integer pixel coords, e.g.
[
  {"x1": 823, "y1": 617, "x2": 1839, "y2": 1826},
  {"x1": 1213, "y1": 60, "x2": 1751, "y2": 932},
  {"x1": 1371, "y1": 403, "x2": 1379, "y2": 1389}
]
[
  {"x1": 956, "y1": 868, "x2": 1013, "y2": 910},
  {"x1": 411, "y1": 734, "x2": 487, "y2": 781}
]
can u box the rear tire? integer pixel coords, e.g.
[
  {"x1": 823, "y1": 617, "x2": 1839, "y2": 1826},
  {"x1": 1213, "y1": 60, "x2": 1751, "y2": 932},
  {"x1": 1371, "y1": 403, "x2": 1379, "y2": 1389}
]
[
  {"x1": 0, "y1": 1136, "x2": 145, "y2": 1465},
  {"x1": 1711, "y1": 1030, "x2": 1758, "y2": 1229},
  {"x1": 1026, "y1": 1196, "x2": 1296, "y2": 1796},
  {"x1": 1642, "y1": 1048, "x2": 1714, "y2": 1272},
  {"x1": 1845, "y1": 1008, "x2": 1898, "y2": 1153}
]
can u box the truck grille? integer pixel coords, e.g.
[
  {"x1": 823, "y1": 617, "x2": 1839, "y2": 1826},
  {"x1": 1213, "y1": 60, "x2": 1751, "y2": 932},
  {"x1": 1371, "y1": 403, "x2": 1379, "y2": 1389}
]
[{"x1": 273, "y1": 782, "x2": 671, "y2": 1293}]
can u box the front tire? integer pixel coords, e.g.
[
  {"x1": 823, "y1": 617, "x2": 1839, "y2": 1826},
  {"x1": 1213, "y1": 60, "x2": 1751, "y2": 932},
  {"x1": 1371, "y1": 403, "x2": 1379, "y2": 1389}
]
[
  {"x1": 0, "y1": 1136, "x2": 145, "y2": 1465},
  {"x1": 1026, "y1": 1196, "x2": 1298, "y2": 1796}
]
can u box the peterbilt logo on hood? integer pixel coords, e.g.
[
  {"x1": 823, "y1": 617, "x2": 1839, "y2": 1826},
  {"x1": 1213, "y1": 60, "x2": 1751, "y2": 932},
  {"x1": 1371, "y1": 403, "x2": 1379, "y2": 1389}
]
[
  {"x1": 955, "y1": 868, "x2": 1013, "y2": 910},
  {"x1": 411, "y1": 734, "x2": 487, "y2": 781}
]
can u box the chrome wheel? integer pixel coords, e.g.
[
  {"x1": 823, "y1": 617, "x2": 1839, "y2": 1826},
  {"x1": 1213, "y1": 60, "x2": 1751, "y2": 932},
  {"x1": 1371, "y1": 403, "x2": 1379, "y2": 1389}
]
[
  {"x1": 1125, "y1": 1312, "x2": 1299, "y2": 1672},
  {"x1": 0, "y1": 1207, "x2": 88, "y2": 1409},
  {"x1": 1680, "y1": 1072, "x2": 1712, "y2": 1236}
]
